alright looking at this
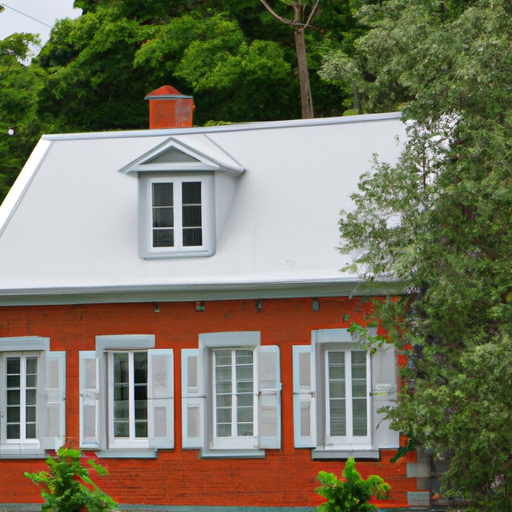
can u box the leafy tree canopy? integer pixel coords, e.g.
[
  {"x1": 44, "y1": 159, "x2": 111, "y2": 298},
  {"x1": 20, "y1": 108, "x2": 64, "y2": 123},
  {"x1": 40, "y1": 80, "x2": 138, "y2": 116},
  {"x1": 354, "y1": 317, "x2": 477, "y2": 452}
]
[{"x1": 337, "y1": 0, "x2": 512, "y2": 509}]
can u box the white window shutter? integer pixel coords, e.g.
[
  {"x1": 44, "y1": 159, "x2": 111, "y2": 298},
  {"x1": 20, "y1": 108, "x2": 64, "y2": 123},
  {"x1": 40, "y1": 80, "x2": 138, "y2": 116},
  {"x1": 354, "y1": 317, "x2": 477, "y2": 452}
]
[
  {"x1": 292, "y1": 345, "x2": 317, "y2": 448},
  {"x1": 257, "y1": 345, "x2": 281, "y2": 449},
  {"x1": 148, "y1": 349, "x2": 174, "y2": 449},
  {"x1": 371, "y1": 345, "x2": 399, "y2": 449},
  {"x1": 181, "y1": 349, "x2": 204, "y2": 449},
  {"x1": 79, "y1": 351, "x2": 101, "y2": 449},
  {"x1": 41, "y1": 351, "x2": 66, "y2": 450}
]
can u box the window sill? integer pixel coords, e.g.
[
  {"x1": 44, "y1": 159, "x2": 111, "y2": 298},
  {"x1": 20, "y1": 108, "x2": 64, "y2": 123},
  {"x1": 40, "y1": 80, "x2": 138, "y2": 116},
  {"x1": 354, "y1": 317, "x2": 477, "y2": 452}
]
[
  {"x1": 311, "y1": 448, "x2": 381, "y2": 460},
  {"x1": 96, "y1": 449, "x2": 158, "y2": 459},
  {"x1": 199, "y1": 448, "x2": 265, "y2": 459},
  {"x1": 0, "y1": 447, "x2": 46, "y2": 459}
]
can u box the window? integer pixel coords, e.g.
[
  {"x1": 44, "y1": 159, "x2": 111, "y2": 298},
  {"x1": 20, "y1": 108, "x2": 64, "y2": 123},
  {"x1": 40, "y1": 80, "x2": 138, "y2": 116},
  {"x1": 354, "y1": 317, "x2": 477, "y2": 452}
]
[
  {"x1": 324, "y1": 349, "x2": 371, "y2": 447},
  {"x1": 6, "y1": 355, "x2": 38, "y2": 442},
  {"x1": 182, "y1": 332, "x2": 281, "y2": 457},
  {"x1": 139, "y1": 174, "x2": 215, "y2": 259},
  {"x1": 0, "y1": 337, "x2": 66, "y2": 458},
  {"x1": 293, "y1": 329, "x2": 398, "y2": 459},
  {"x1": 79, "y1": 336, "x2": 174, "y2": 456}
]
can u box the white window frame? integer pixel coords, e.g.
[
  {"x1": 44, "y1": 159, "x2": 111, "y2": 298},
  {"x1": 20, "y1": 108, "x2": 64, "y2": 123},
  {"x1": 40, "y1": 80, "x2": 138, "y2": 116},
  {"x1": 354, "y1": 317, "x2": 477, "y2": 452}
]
[
  {"x1": 293, "y1": 328, "x2": 399, "y2": 459},
  {"x1": 0, "y1": 337, "x2": 66, "y2": 458},
  {"x1": 323, "y1": 346, "x2": 371, "y2": 449},
  {"x1": 3, "y1": 352, "x2": 40, "y2": 447},
  {"x1": 138, "y1": 173, "x2": 215, "y2": 259},
  {"x1": 107, "y1": 351, "x2": 150, "y2": 450},
  {"x1": 212, "y1": 348, "x2": 258, "y2": 450},
  {"x1": 182, "y1": 332, "x2": 282, "y2": 457},
  {"x1": 79, "y1": 335, "x2": 174, "y2": 456}
]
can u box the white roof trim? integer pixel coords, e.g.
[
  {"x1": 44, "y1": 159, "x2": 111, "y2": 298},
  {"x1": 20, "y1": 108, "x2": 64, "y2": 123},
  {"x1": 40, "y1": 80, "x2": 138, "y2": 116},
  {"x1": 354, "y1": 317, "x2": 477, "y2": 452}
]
[
  {"x1": 119, "y1": 135, "x2": 244, "y2": 175},
  {"x1": 0, "y1": 140, "x2": 53, "y2": 238},
  {"x1": 42, "y1": 112, "x2": 403, "y2": 142},
  {"x1": 0, "y1": 278, "x2": 405, "y2": 306}
]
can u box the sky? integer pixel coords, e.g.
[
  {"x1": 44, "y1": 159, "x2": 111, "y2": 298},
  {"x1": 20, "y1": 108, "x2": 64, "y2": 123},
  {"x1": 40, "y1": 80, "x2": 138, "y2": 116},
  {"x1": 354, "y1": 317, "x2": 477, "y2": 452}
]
[{"x1": 0, "y1": 0, "x2": 81, "y2": 48}]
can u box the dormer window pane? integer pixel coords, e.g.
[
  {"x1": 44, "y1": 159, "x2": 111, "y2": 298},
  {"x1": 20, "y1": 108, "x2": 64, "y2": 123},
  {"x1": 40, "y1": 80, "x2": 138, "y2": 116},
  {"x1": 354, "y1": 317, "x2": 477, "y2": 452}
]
[
  {"x1": 152, "y1": 183, "x2": 174, "y2": 247},
  {"x1": 152, "y1": 183, "x2": 173, "y2": 206},
  {"x1": 182, "y1": 182, "x2": 202, "y2": 247},
  {"x1": 153, "y1": 230, "x2": 174, "y2": 247}
]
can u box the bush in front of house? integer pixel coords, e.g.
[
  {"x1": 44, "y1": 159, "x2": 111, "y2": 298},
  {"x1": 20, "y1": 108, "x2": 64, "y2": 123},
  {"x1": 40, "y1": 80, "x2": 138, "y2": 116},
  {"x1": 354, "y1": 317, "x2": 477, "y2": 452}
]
[
  {"x1": 316, "y1": 458, "x2": 391, "y2": 512},
  {"x1": 25, "y1": 446, "x2": 117, "y2": 512}
]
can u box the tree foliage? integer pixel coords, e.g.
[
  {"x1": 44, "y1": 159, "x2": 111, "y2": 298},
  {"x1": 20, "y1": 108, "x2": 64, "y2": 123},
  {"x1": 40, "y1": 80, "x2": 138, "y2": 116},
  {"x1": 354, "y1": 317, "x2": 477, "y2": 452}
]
[{"x1": 337, "y1": 0, "x2": 512, "y2": 509}]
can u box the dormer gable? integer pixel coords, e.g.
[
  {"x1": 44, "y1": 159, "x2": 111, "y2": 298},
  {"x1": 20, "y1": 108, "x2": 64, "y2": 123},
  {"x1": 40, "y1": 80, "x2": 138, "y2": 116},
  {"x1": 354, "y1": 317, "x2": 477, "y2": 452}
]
[
  {"x1": 119, "y1": 135, "x2": 244, "y2": 260},
  {"x1": 120, "y1": 136, "x2": 244, "y2": 175}
]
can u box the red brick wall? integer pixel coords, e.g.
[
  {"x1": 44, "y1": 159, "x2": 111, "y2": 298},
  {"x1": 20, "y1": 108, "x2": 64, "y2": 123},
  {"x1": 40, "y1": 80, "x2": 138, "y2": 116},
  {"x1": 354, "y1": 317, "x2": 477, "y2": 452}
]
[{"x1": 0, "y1": 297, "x2": 417, "y2": 508}]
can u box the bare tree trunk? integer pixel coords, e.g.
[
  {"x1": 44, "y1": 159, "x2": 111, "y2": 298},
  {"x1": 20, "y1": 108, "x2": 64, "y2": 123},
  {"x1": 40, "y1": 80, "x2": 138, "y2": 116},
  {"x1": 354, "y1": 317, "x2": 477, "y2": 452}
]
[{"x1": 295, "y1": 29, "x2": 314, "y2": 119}]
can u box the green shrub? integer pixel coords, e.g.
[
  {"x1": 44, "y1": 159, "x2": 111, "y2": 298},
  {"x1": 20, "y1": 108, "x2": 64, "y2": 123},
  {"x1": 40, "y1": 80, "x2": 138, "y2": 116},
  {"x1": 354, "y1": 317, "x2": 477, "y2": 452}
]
[
  {"x1": 25, "y1": 446, "x2": 117, "y2": 512},
  {"x1": 316, "y1": 458, "x2": 391, "y2": 512}
]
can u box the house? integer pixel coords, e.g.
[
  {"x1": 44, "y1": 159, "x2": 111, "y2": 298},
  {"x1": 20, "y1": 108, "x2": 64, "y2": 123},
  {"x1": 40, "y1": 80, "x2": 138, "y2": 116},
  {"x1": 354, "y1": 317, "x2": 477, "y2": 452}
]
[{"x1": 0, "y1": 87, "x2": 431, "y2": 511}]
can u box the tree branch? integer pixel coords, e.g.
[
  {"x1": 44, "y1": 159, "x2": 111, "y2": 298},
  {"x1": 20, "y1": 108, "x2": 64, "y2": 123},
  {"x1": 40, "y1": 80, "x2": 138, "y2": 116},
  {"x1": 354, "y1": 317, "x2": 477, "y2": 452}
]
[{"x1": 258, "y1": 0, "x2": 296, "y2": 26}]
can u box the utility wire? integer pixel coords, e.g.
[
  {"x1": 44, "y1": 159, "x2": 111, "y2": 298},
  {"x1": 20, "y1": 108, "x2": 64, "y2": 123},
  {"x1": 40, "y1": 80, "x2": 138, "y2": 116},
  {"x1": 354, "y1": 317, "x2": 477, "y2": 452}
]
[{"x1": 0, "y1": 3, "x2": 52, "y2": 28}]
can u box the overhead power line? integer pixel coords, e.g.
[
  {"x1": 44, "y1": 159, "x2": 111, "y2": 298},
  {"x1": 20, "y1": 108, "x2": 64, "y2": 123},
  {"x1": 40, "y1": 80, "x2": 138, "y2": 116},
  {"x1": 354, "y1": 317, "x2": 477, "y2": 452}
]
[{"x1": 0, "y1": 3, "x2": 52, "y2": 28}]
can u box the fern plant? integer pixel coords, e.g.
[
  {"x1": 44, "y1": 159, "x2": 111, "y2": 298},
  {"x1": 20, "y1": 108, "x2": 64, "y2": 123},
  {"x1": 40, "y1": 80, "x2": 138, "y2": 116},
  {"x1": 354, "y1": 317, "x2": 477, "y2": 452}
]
[{"x1": 316, "y1": 458, "x2": 391, "y2": 512}]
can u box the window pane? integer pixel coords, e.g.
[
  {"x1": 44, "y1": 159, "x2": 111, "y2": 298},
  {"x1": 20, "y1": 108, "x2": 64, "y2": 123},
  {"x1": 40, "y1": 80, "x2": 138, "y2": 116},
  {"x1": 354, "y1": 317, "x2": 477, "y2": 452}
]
[
  {"x1": 217, "y1": 424, "x2": 231, "y2": 437},
  {"x1": 152, "y1": 183, "x2": 173, "y2": 206},
  {"x1": 217, "y1": 408, "x2": 232, "y2": 423},
  {"x1": 135, "y1": 400, "x2": 148, "y2": 420},
  {"x1": 114, "y1": 400, "x2": 129, "y2": 420},
  {"x1": 238, "y1": 407, "x2": 253, "y2": 423},
  {"x1": 7, "y1": 390, "x2": 20, "y2": 405},
  {"x1": 183, "y1": 228, "x2": 202, "y2": 247},
  {"x1": 153, "y1": 229, "x2": 174, "y2": 247},
  {"x1": 134, "y1": 353, "x2": 148, "y2": 384},
  {"x1": 26, "y1": 423, "x2": 36, "y2": 439},
  {"x1": 114, "y1": 385, "x2": 129, "y2": 400},
  {"x1": 26, "y1": 389, "x2": 37, "y2": 406},
  {"x1": 182, "y1": 182, "x2": 201, "y2": 204},
  {"x1": 7, "y1": 424, "x2": 20, "y2": 440},
  {"x1": 329, "y1": 380, "x2": 345, "y2": 399},
  {"x1": 183, "y1": 206, "x2": 201, "y2": 228},
  {"x1": 26, "y1": 375, "x2": 37, "y2": 388},
  {"x1": 216, "y1": 395, "x2": 232, "y2": 407},
  {"x1": 238, "y1": 424, "x2": 253, "y2": 437},
  {"x1": 26, "y1": 406, "x2": 36, "y2": 422},
  {"x1": 114, "y1": 422, "x2": 129, "y2": 437},
  {"x1": 7, "y1": 375, "x2": 20, "y2": 388},
  {"x1": 352, "y1": 380, "x2": 367, "y2": 398},
  {"x1": 153, "y1": 207, "x2": 173, "y2": 228},
  {"x1": 135, "y1": 422, "x2": 148, "y2": 438},
  {"x1": 353, "y1": 399, "x2": 368, "y2": 436},
  {"x1": 26, "y1": 357, "x2": 37, "y2": 375},
  {"x1": 237, "y1": 394, "x2": 253, "y2": 407},
  {"x1": 114, "y1": 354, "x2": 128, "y2": 384},
  {"x1": 7, "y1": 357, "x2": 20, "y2": 374},
  {"x1": 330, "y1": 399, "x2": 346, "y2": 436},
  {"x1": 7, "y1": 406, "x2": 20, "y2": 423}
]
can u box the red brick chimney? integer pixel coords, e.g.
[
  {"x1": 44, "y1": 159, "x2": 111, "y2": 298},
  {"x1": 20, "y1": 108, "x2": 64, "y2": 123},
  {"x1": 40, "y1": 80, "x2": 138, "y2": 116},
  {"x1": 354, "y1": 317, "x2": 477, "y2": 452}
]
[{"x1": 145, "y1": 86, "x2": 194, "y2": 129}]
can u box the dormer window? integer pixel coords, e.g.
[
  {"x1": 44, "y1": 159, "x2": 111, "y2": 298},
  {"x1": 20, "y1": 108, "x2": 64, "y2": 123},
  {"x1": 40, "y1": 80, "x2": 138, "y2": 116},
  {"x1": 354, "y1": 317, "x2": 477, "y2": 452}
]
[
  {"x1": 119, "y1": 135, "x2": 244, "y2": 260},
  {"x1": 139, "y1": 173, "x2": 215, "y2": 259}
]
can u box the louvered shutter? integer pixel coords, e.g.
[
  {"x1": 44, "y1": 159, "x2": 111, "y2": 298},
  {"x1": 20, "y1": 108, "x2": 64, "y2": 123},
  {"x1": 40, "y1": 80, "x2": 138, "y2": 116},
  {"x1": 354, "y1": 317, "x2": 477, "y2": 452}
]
[
  {"x1": 148, "y1": 349, "x2": 174, "y2": 449},
  {"x1": 41, "y1": 351, "x2": 66, "y2": 450},
  {"x1": 292, "y1": 345, "x2": 317, "y2": 448},
  {"x1": 79, "y1": 351, "x2": 101, "y2": 449},
  {"x1": 257, "y1": 345, "x2": 281, "y2": 449},
  {"x1": 371, "y1": 344, "x2": 399, "y2": 448},
  {"x1": 181, "y1": 349, "x2": 204, "y2": 449}
]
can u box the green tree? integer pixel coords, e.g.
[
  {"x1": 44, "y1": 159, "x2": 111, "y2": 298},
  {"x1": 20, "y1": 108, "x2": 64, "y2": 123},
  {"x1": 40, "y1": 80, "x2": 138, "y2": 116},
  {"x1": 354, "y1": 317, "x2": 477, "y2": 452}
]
[
  {"x1": 0, "y1": 34, "x2": 45, "y2": 200},
  {"x1": 336, "y1": 0, "x2": 512, "y2": 509}
]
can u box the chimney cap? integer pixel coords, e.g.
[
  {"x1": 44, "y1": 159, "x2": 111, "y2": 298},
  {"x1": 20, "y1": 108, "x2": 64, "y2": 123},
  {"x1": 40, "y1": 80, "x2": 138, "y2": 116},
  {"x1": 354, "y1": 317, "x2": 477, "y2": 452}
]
[{"x1": 145, "y1": 85, "x2": 193, "y2": 101}]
